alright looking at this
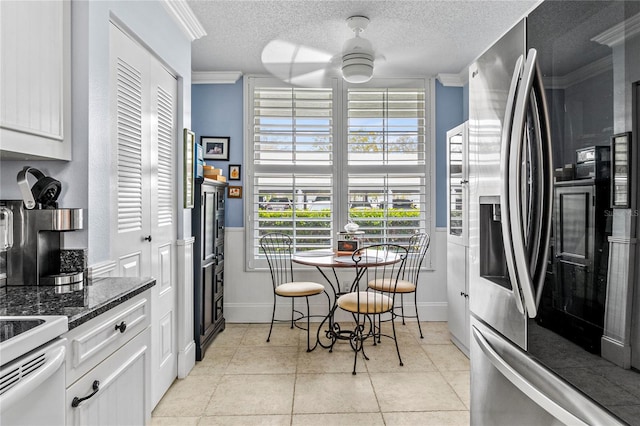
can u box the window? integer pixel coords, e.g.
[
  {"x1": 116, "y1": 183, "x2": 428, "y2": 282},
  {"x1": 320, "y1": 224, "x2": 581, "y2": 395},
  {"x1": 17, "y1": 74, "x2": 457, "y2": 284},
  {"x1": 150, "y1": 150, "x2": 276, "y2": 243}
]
[{"x1": 246, "y1": 77, "x2": 431, "y2": 269}]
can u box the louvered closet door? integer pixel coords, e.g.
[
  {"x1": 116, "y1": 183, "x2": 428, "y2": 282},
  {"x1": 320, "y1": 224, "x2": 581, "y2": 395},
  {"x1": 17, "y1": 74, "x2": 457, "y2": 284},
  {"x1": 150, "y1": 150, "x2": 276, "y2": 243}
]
[
  {"x1": 149, "y1": 61, "x2": 178, "y2": 407},
  {"x1": 109, "y1": 23, "x2": 178, "y2": 407},
  {"x1": 109, "y1": 24, "x2": 152, "y2": 278}
]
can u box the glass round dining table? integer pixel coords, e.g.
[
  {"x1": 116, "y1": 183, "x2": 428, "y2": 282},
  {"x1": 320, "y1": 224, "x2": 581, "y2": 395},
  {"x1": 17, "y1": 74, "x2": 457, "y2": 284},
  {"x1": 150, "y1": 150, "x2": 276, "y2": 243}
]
[{"x1": 292, "y1": 249, "x2": 403, "y2": 350}]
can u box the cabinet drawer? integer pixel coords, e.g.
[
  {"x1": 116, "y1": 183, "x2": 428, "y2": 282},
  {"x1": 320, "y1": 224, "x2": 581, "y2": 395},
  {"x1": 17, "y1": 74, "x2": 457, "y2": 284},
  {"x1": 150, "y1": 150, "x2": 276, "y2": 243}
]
[
  {"x1": 66, "y1": 326, "x2": 151, "y2": 425},
  {"x1": 65, "y1": 292, "x2": 150, "y2": 385}
]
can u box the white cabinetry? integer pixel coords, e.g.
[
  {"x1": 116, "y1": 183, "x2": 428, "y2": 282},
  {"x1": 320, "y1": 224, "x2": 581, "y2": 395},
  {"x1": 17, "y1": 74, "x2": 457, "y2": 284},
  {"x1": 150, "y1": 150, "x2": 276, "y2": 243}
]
[
  {"x1": 446, "y1": 122, "x2": 470, "y2": 356},
  {"x1": 0, "y1": 0, "x2": 71, "y2": 160},
  {"x1": 109, "y1": 23, "x2": 178, "y2": 407},
  {"x1": 65, "y1": 291, "x2": 151, "y2": 425}
]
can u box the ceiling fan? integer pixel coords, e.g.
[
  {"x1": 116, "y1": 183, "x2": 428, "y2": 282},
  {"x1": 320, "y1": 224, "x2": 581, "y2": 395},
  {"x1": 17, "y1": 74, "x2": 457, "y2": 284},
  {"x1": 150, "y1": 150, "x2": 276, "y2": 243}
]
[{"x1": 260, "y1": 15, "x2": 379, "y2": 87}]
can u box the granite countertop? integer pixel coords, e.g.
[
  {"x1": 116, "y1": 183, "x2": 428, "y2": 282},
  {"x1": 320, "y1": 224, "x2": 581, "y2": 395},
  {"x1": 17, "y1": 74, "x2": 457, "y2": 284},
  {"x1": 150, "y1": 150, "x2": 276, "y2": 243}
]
[{"x1": 0, "y1": 277, "x2": 156, "y2": 330}]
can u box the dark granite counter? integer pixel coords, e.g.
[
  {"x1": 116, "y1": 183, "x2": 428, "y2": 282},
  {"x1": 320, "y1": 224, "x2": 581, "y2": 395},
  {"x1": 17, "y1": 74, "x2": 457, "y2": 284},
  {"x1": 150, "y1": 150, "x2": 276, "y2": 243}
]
[{"x1": 0, "y1": 277, "x2": 156, "y2": 330}]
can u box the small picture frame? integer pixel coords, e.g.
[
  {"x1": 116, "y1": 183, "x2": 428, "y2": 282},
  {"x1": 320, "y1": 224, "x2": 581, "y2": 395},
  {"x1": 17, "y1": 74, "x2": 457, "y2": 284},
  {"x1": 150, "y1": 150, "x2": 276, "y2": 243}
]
[
  {"x1": 228, "y1": 186, "x2": 243, "y2": 199},
  {"x1": 183, "y1": 129, "x2": 195, "y2": 209},
  {"x1": 229, "y1": 164, "x2": 241, "y2": 180},
  {"x1": 611, "y1": 132, "x2": 632, "y2": 208},
  {"x1": 202, "y1": 136, "x2": 230, "y2": 160}
]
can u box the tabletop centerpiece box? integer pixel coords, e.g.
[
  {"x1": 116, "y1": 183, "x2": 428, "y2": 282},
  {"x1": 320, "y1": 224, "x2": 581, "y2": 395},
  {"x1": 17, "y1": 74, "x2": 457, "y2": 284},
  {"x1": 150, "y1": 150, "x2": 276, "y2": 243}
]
[{"x1": 337, "y1": 230, "x2": 364, "y2": 256}]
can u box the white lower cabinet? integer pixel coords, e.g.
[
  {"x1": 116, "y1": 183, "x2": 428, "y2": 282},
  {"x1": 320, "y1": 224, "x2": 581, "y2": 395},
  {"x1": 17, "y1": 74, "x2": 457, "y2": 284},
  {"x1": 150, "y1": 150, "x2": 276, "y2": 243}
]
[
  {"x1": 65, "y1": 292, "x2": 152, "y2": 425},
  {"x1": 447, "y1": 242, "x2": 470, "y2": 356}
]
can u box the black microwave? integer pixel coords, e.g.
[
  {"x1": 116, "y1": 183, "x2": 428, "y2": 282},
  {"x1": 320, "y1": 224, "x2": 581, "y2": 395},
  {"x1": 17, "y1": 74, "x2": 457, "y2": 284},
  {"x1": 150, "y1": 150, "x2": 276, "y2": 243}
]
[{"x1": 575, "y1": 145, "x2": 610, "y2": 180}]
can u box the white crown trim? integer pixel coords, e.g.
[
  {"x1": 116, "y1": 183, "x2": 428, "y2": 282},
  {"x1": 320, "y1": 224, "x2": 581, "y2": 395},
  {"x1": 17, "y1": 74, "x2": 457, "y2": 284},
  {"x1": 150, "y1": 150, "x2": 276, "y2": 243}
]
[
  {"x1": 543, "y1": 56, "x2": 612, "y2": 89},
  {"x1": 192, "y1": 71, "x2": 243, "y2": 84},
  {"x1": 592, "y1": 13, "x2": 640, "y2": 48},
  {"x1": 436, "y1": 69, "x2": 468, "y2": 87},
  {"x1": 162, "y1": 0, "x2": 206, "y2": 41}
]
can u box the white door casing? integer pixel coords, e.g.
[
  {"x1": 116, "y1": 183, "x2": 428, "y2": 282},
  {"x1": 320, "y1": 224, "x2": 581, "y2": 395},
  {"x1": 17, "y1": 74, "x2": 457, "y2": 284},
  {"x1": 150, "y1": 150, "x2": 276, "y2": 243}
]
[{"x1": 109, "y1": 23, "x2": 177, "y2": 409}]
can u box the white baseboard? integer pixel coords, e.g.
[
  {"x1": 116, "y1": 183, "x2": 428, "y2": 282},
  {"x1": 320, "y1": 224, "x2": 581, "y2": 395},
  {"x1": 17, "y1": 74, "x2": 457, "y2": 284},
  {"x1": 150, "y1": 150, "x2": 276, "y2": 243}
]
[{"x1": 177, "y1": 340, "x2": 196, "y2": 378}]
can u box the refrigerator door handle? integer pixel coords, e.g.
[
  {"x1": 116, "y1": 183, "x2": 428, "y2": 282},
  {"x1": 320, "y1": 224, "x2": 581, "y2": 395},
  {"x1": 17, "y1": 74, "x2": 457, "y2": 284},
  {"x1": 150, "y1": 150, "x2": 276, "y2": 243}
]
[
  {"x1": 499, "y1": 54, "x2": 525, "y2": 314},
  {"x1": 530, "y1": 55, "x2": 554, "y2": 309},
  {"x1": 472, "y1": 325, "x2": 626, "y2": 426},
  {"x1": 508, "y1": 48, "x2": 549, "y2": 317}
]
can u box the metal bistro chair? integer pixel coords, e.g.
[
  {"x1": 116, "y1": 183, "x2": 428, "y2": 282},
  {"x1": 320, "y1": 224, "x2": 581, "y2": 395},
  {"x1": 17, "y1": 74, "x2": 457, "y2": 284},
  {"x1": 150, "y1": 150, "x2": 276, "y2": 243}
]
[
  {"x1": 260, "y1": 233, "x2": 329, "y2": 352},
  {"x1": 335, "y1": 243, "x2": 408, "y2": 374},
  {"x1": 368, "y1": 233, "x2": 431, "y2": 338}
]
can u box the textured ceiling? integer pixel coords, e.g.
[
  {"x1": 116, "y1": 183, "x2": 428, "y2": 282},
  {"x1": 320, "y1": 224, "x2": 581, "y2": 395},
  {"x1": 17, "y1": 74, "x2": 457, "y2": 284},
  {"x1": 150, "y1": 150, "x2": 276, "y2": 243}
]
[{"x1": 188, "y1": 0, "x2": 540, "y2": 84}]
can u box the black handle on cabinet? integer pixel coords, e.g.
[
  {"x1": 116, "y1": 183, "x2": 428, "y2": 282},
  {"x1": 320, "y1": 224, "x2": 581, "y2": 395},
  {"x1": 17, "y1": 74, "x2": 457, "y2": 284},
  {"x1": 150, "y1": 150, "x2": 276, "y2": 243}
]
[
  {"x1": 72, "y1": 380, "x2": 100, "y2": 407},
  {"x1": 144, "y1": 235, "x2": 152, "y2": 242},
  {"x1": 115, "y1": 321, "x2": 127, "y2": 333}
]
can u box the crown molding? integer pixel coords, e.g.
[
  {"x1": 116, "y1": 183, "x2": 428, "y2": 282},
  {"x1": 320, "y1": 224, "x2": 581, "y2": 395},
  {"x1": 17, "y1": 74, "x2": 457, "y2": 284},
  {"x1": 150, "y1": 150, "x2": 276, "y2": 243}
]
[
  {"x1": 436, "y1": 70, "x2": 468, "y2": 87},
  {"x1": 592, "y1": 13, "x2": 640, "y2": 48},
  {"x1": 192, "y1": 71, "x2": 243, "y2": 84},
  {"x1": 162, "y1": 0, "x2": 206, "y2": 41},
  {"x1": 543, "y1": 56, "x2": 611, "y2": 90}
]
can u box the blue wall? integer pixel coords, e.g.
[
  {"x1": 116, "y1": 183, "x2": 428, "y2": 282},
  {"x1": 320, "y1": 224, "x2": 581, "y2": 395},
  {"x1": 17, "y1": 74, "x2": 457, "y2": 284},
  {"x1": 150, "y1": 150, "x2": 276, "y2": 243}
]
[
  {"x1": 192, "y1": 80, "x2": 245, "y2": 227},
  {"x1": 435, "y1": 80, "x2": 464, "y2": 228},
  {"x1": 192, "y1": 79, "x2": 466, "y2": 229}
]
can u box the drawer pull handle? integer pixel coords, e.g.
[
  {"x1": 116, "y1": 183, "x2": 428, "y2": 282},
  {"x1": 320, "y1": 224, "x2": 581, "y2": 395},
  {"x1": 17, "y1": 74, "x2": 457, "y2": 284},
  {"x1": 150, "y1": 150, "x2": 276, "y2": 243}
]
[
  {"x1": 72, "y1": 380, "x2": 100, "y2": 408},
  {"x1": 115, "y1": 321, "x2": 127, "y2": 333}
]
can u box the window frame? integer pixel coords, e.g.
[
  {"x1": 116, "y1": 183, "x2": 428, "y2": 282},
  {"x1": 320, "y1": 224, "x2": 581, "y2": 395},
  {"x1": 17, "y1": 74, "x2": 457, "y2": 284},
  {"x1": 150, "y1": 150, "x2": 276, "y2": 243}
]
[{"x1": 244, "y1": 75, "x2": 435, "y2": 271}]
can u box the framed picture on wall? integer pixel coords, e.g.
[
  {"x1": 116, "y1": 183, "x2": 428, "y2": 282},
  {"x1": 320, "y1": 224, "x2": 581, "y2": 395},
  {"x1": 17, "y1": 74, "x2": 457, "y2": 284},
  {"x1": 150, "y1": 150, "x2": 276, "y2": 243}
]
[
  {"x1": 183, "y1": 129, "x2": 195, "y2": 209},
  {"x1": 228, "y1": 186, "x2": 242, "y2": 199},
  {"x1": 229, "y1": 164, "x2": 241, "y2": 180},
  {"x1": 202, "y1": 136, "x2": 230, "y2": 160},
  {"x1": 611, "y1": 132, "x2": 632, "y2": 208}
]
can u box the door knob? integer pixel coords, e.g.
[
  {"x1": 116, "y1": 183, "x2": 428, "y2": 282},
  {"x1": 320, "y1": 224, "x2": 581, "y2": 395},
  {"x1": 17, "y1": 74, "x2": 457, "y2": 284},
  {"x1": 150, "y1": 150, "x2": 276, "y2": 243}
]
[{"x1": 144, "y1": 235, "x2": 152, "y2": 242}]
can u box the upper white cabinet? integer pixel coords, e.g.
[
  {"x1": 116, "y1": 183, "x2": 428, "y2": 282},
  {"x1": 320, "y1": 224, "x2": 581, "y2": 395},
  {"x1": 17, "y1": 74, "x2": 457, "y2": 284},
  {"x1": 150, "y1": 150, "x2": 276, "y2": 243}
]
[{"x1": 0, "y1": 0, "x2": 72, "y2": 160}]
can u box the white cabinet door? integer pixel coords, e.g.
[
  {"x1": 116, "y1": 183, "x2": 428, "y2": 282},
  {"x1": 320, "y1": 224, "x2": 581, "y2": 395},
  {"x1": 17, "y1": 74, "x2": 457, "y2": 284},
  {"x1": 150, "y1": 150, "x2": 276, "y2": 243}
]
[
  {"x1": 109, "y1": 23, "x2": 178, "y2": 409},
  {"x1": 109, "y1": 24, "x2": 152, "y2": 278},
  {"x1": 149, "y1": 60, "x2": 178, "y2": 407},
  {"x1": 447, "y1": 242, "x2": 469, "y2": 356},
  {"x1": 446, "y1": 122, "x2": 469, "y2": 246},
  {"x1": 0, "y1": 0, "x2": 71, "y2": 160},
  {"x1": 66, "y1": 327, "x2": 151, "y2": 426}
]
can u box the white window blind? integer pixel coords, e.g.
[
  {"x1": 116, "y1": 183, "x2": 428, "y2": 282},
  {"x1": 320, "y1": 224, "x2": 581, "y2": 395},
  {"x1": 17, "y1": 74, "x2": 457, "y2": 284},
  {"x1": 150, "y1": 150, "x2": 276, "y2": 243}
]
[
  {"x1": 347, "y1": 88, "x2": 425, "y2": 165},
  {"x1": 345, "y1": 87, "x2": 428, "y2": 246},
  {"x1": 249, "y1": 82, "x2": 335, "y2": 262},
  {"x1": 246, "y1": 77, "x2": 431, "y2": 268}
]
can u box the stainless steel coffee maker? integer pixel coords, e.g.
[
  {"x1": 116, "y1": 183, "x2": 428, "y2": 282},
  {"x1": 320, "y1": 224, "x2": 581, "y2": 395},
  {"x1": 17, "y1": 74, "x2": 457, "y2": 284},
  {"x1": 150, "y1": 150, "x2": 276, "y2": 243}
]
[{"x1": 1, "y1": 167, "x2": 84, "y2": 287}]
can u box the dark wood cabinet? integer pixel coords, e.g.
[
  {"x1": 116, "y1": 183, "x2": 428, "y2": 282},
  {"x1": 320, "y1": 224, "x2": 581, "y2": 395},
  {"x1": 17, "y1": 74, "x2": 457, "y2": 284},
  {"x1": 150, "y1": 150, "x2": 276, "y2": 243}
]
[{"x1": 193, "y1": 178, "x2": 226, "y2": 360}]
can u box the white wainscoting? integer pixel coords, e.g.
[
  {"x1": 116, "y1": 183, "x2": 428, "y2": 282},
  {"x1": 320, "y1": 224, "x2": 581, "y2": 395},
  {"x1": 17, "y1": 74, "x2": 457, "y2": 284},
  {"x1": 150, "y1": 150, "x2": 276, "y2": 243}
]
[{"x1": 224, "y1": 228, "x2": 448, "y2": 323}]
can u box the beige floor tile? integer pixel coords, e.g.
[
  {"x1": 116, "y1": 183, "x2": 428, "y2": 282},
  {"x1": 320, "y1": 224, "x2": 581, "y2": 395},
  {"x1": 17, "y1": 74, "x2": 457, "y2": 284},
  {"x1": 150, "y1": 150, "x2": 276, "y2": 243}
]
[
  {"x1": 212, "y1": 325, "x2": 249, "y2": 347},
  {"x1": 383, "y1": 411, "x2": 470, "y2": 426},
  {"x1": 292, "y1": 412, "x2": 385, "y2": 425},
  {"x1": 198, "y1": 414, "x2": 291, "y2": 425},
  {"x1": 364, "y1": 343, "x2": 437, "y2": 373},
  {"x1": 242, "y1": 323, "x2": 304, "y2": 347},
  {"x1": 205, "y1": 374, "x2": 295, "y2": 416},
  {"x1": 423, "y1": 343, "x2": 470, "y2": 371},
  {"x1": 297, "y1": 342, "x2": 368, "y2": 374},
  {"x1": 190, "y1": 346, "x2": 237, "y2": 376},
  {"x1": 226, "y1": 345, "x2": 299, "y2": 374},
  {"x1": 294, "y1": 373, "x2": 380, "y2": 413},
  {"x1": 150, "y1": 416, "x2": 200, "y2": 425},
  {"x1": 152, "y1": 376, "x2": 218, "y2": 417},
  {"x1": 441, "y1": 370, "x2": 471, "y2": 409},
  {"x1": 419, "y1": 321, "x2": 453, "y2": 344},
  {"x1": 370, "y1": 371, "x2": 466, "y2": 412}
]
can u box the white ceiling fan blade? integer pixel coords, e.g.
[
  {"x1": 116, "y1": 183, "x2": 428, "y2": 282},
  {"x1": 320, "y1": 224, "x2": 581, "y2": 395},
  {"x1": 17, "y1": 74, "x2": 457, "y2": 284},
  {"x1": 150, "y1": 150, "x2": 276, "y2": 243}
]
[{"x1": 261, "y1": 39, "x2": 338, "y2": 87}]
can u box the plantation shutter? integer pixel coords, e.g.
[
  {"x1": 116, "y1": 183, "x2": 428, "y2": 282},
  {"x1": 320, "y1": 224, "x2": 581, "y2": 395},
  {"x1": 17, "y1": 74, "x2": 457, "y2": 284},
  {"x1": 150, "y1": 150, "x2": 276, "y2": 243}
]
[{"x1": 249, "y1": 83, "x2": 335, "y2": 262}]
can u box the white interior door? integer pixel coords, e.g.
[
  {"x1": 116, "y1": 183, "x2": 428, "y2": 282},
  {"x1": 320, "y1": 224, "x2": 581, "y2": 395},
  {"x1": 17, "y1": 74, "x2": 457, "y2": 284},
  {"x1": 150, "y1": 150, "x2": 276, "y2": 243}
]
[
  {"x1": 109, "y1": 23, "x2": 177, "y2": 408},
  {"x1": 149, "y1": 60, "x2": 178, "y2": 407},
  {"x1": 109, "y1": 24, "x2": 151, "y2": 278}
]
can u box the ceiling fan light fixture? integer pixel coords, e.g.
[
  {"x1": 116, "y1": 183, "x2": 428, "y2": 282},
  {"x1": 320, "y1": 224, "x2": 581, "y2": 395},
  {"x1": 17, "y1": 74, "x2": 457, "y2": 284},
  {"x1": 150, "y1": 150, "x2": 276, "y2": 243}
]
[{"x1": 341, "y1": 15, "x2": 374, "y2": 84}]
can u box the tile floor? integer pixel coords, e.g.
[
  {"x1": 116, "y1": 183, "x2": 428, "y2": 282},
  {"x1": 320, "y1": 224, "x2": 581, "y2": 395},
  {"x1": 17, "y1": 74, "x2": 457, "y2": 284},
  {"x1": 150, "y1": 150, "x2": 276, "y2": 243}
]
[{"x1": 151, "y1": 321, "x2": 470, "y2": 426}]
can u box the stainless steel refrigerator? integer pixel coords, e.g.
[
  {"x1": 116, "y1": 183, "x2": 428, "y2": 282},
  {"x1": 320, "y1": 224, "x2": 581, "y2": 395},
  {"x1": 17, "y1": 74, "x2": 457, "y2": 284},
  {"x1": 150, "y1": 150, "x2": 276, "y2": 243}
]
[{"x1": 469, "y1": 1, "x2": 640, "y2": 424}]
